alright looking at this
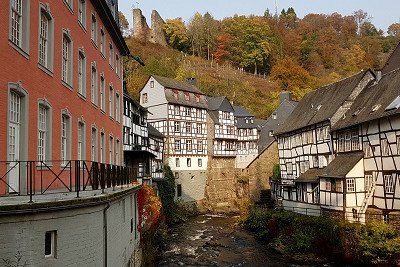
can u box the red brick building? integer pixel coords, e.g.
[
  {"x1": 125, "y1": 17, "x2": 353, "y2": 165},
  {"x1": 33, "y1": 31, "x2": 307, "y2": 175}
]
[{"x1": 0, "y1": 0, "x2": 129, "y2": 194}]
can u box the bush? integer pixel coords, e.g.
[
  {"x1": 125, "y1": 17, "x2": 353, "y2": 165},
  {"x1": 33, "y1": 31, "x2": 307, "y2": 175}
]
[
  {"x1": 272, "y1": 164, "x2": 281, "y2": 180},
  {"x1": 243, "y1": 206, "x2": 400, "y2": 265}
]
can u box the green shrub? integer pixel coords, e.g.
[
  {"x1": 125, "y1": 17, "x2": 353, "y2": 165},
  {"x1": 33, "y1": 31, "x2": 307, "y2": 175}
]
[{"x1": 272, "y1": 164, "x2": 281, "y2": 180}]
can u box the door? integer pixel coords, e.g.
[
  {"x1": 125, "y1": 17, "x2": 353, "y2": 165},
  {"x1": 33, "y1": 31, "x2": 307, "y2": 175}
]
[{"x1": 8, "y1": 92, "x2": 21, "y2": 193}]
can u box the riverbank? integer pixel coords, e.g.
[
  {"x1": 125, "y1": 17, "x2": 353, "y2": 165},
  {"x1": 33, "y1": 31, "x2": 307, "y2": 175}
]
[{"x1": 157, "y1": 214, "x2": 297, "y2": 266}]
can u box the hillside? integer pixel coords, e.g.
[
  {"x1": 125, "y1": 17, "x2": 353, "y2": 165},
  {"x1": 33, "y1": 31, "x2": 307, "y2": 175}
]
[{"x1": 124, "y1": 38, "x2": 280, "y2": 118}]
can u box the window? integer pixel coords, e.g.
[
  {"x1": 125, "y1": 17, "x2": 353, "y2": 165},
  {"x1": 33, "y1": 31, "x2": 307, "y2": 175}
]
[
  {"x1": 351, "y1": 131, "x2": 359, "y2": 150},
  {"x1": 272, "y1": 113, "x2": 277, "y2": 120},
  {"x1": 115, "y1": 140, "x2": 120, "y2": 165},
  {"x1": 150, "y1": 81, "x2": 154, "y2": 88},
  {"x1": 186, "y1": 140, "x2": 192, "y2": 151},
  {"x1": 77, "y1": 121, "x2": 85, "y2": 160},
  {"x1": 174, "y1": 106, "x2": 179, "y2": 115},
  {"x1": 62, "y1": 33, "x2": 73, "y2": 86},
  {"x1": 326, "y1": 180, "x2": 331, "y2": 191},
  {"x1": 398, "y1": 136, "x2": 400, "y2": 155},
  {"x1": 346, "y1": 178, "x2": 355, "y2": 193},
  {"x1": 38, "y1": 103, "x2": 51, "y2": 162},
  {"x1": 195, "y1": 95, "x2": 200, "y2": 103},
  {"x1": 173, "y1": 90, "x2": 179, "y2": 100},
  {"x1": 142, "y1": 93, "x2": 148, "y2": 104},
  {"x1": 364, "y1": 142, "x2": 373, "y2": 157},
  {"x1": 365, "y1": 173, "x2": 374, "y2": 191},
  {"x1": 109, "y1": 43, "x2": 114, "y2": 66},
  {"x1": 100, "y1": 132, "x2": 105, "y2": 163},
  {"x1": 384, "y1": 174, "x2": 394, "y2": 194},
  {"x1": 38, "y1": 6, "x2": 54, "y2": 70},
  {"x1": 185, "y1": 122, "x2": 191, "y2": 134},
  {"x1": 174, "y1": 121, "x2": 180, "y2": 132},
  {"x1": 100, "y1": 76, "x2": 105, "y2": 111},
  {"x1": 345, "y1": 132, "x2": 352, "y2": 151},
  {"x1": 100, "y1": 29, "x2": 105, "y2": 55},
  {"x1": 9, "y1": 0, "x2": 30, "y2": 53},
  {"x1": 198, "y1": 141, "x2": 203, "y2": 153},
  {"x1": 45, "y1": 231, "x2": 57, "y2": 258},
  {"x1": 109, "y1": 86, "x2": 114, "y2": 118},
  {"x1": 175, "y1": 158, "x2": 180, "y2": 167},
  {"x1": 177, "y1": 184, "x2": 182, "y2": 197},
  {"x1": 286, "y1": 162, "x2": 293, "y2": 174},
  {"x1": 78, "y1": 0, "x2": 86, "y2": 28},
  {"x1": 269, "y1": 130, "x2": 274, "y2": 137},
  {"x1": 338, "y1": 133, "x2": 345, "y2": 152},
  {"x1": 115, "y1": 93, "x2": 120, "y2": 122},
  {"x1": 91, "y1": 127, "x2": 97, "y2": 162},
  {"x1": 91, "y1": 13, "x2": 98, "y2": 44},
  {"x1": 196, "y1": 109, "x2": 202, "y2": 119},
  {"x1": 187, "y1": 158, "x2": 191, "y2": 167},
  {"x1": 184, "y1": 93, "x2": 190, "y2": 101},
  {"x1": 185, "y1": 108, "x2": 191, "y2": 117},
  {"x1": 381, "y1": 139, "x2": 390, "y2": 156},
  {"x1": 318, "y1": 156, "x2": 326, "y2": 168},
  {"x1": 335, "y1": 181, "x2": 343, "y2": 192},
  {"x1": 109, "y1": 136, "x2": 114, "y2": 164},
  {"x1": 116, "y1": 54, "x2": 121, "y2": 76},
  {"x1": 313, "y1": 156, "x2": 318, "y2": 168},
  {"x1": 198, "y1": 159, "x2": 202, "y2": 167},
  {"x1": 196, "y1": 123, "x2": 202, "y2": 134},
  {"x1": 61, "y1": 113, "x2": 71, "y2": 164},
  {"x1": 91, "y1": 64, "x2": 98, "y2": 105},
  {"x1": 78, "y1": 51, "x2": 86, "y2": 96}
]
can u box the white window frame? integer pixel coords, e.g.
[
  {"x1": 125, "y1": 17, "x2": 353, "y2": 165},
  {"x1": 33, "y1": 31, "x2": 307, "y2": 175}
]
[
  {"x1": 100, "y1": 75, "x2": 105, "y2": 111},
  {"x1": 384, "y1": 174, "x2": 395, "y2": 194},
  {"x1": 60, "y1": 111, "x2": 71, "y2": 165},
  {"x1": 44, "y1": 231, "x2": 57, "y2": 258},
  {"x1": 115, "y1": 92, "x2": 120, "y2": 122},
  {"x1": 61, "y1": 31, "x2": 73, "y2": 87},
  {"x1": 78, "y1": 50, "x2": 86, "y2": 97},
  {"x1": 346, "y1": 178, "x2": 355, "y2": 193},
  {"x1": 78, "y1": 0, "x2": 86, "y2": 28},
  {"x1": 37, "y1": 100, "x2": 52, "y2": 163},
  {"x1": 91, "y1": 127, "x2": 98, "y2": 162},
  {"x1": 109, "y1": 135, "x2": 114, "y2": 165},
  {"x1": 91, "y1": 63, "x2": 98, "y2": 105},
  {"x1": 91, "y1": 13, "x2": 98, "y2": 45},
  {"x1": 38, "y1": 5, "x2": 54, "y2": 72},
  {"x1": 9, "y1": 0, "x2": 30, "y2": 55},
  {"x1": 365, "y1": 173, "x2": 374, "y2": 191},
  {"x1": 100, "y1": 29, "x2": 105, "y2": 55},
  {"x1": 77, "y1": 120, "x2": 86, "y2": 161},
  {"x1": 100, "y1": 132, "x2": 105, "y2": 163},
  {"x1": 115, "y1": 139, "x2": 120, "y2": 165},
  {"x1": 109, "y1": 85, "x2": 114, "y2": 118}
]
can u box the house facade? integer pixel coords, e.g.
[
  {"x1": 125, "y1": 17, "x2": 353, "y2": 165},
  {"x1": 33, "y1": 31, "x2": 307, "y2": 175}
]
[
  {"x1": 0, "y1": 0, "x2": 143, "y2": 265},
  {"x1": 140, "y1": 75, "x2": 208, "y2": 203},
  {"x1": 234, "y1": 106, "x2": 259, "y2": 169},
  {"x1": 272, "y1": 70, "x2": 375, "y2": 216}
]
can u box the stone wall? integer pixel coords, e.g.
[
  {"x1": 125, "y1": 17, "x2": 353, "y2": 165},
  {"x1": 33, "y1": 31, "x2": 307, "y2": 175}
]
[
  {"x1": 175, "y1": 170, "x2": 207, "y2": 203},
  {"x1": 132, "y1": 9, "x2": 167, "y2": 46},
  {"x1": 240, "y1": 142, "x2": 278, "y2": 202},
  {"x1": 0, "y1": 191, "x2": 141, "y2": 266}
]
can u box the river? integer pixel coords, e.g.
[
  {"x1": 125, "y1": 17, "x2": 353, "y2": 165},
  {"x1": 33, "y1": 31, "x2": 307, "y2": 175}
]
[{"x1": 157, "y1": 214, "x2": 301, "y2": 267}]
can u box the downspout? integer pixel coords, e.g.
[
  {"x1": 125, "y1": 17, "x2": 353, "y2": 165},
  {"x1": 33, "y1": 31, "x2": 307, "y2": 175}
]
[{"x1": 103, "y1": 202, "x2": 111, "y2": 267}]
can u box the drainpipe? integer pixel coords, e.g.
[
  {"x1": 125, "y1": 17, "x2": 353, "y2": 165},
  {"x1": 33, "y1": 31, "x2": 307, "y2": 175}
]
[{"x1": 103, "y1": 202, "x2": 111, "y2": 267}]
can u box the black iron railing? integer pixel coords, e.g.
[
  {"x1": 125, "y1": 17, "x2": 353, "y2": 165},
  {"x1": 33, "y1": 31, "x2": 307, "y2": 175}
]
[{"x1": 0, "y1": 160, "x2": 138, "y2": 202}]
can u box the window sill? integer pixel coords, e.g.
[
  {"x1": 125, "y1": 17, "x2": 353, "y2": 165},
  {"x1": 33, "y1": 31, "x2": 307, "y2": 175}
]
[
  {"x1": 63, "y1": 1, "x2": 74, "y2": 14},
  {"x1": 78, "y1": 21, "x2": 87, "y2": 32},
  {"x1": 9, "y1": 40, "x2": 29, "y2": 60},
  {"x1": 38, "y1": 63, "x2": 54, "y2": 77},
  {"x1": 91, "y1": 39, "x2": 98, "y2": 49},
  {"x1": 100, "y1": 109, "x2": 106, "y2": 115},
  {"x1": 91, "y1": 102, "x2": 98, "y2": 109},
  {"x1": 78, "y1": 93, "x2": 87, "y2": 101},
  {"x1": 61, "y1": 80, "x2": 73, "y2": 91},
  {"x1": 36, "y1": 164, "x2": 53, "y2": 170},
  {"x1": 101, "y1": 53, "x2": 106, "y2": 60}
]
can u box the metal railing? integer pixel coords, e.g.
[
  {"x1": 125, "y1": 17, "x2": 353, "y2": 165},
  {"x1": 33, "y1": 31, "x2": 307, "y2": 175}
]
[{"x1": 0, "y1": 160, "x2": 138, "y2": 202}]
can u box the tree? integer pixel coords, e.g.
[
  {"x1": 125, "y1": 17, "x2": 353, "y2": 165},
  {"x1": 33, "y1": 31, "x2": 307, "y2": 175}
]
[
  {"x1": 163, "y1": 18, "x2": 190, "y2": 52},
  {"x1": 187, "y1": 12, "x2": 204, "y2": 57},
  {"x1": 353, "y1": 10, "x2": 369, "y2": 36},
  {"x1": 388, "y1": 23, "x2": 400, "y2": 38},
  {"x1": 203, "y1": 12, "x2": 220, "y2": 60},
  {"x1": 214, "y1": 34, "x2": 233, "y2": 63},
  {"x1": 118, "y1": 11, "x2": 130, "y2": 37}
]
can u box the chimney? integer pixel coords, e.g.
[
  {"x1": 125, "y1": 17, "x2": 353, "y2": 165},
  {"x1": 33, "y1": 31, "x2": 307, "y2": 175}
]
[
  {"x1": 279, "y1": 91, "x2": 292, "y2": 104},
  {"x1": 186, "y1": 77, "x2": 197, "y2": 86}
]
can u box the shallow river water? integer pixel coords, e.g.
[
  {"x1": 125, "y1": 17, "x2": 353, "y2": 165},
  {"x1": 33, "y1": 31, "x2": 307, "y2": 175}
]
[{"x1": 157, "y1": 214, "x2": 300, "y2": 267}]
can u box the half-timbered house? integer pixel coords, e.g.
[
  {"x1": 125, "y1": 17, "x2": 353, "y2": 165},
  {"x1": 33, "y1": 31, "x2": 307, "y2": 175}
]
[
  {"x1": 273, "y1": 70, "x2": 375, "y2": 214},
  {"x1": 123, "y1": 91, "x2": 154, "y2": 184},
  {"x1": 234, "y1": 106, "x2": 259, "y2": 168},
  {"x1": 207, "y1": 96, "x2": 238, "y2": 157},
  {"x1": 140, "y1": 75, "x2": 208, "y2": 203},
  {"x1": 148, "y1": 124, "x2": 165, "y2": 182},
  {"x1": 328, "y1": 68, "x2": 400, "y2": 222}
]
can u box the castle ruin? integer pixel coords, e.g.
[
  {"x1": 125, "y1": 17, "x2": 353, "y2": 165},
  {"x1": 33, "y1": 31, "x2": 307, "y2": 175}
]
[{"x1": 132, "y1": 9, "x2": 167, "y2": 46}]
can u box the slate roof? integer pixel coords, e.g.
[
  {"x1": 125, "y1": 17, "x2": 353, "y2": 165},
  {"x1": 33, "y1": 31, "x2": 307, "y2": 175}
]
[
  {"x1": 207, "y1": 96, "x2": 234, "y2": 112},
  {"x1": 297, "y1": 167, "x2": 326, "y2": 183},
  {"x1": 258, "y1": 99, "x2": 298, "y2": 153},
  {"x1": 382, "y1": 42, "x2": 400, "y2": 75},
  {"x1": 320, "y1": 152, "x2": 364, "y2": 178},
  {"x1": 164, "y1": 89, "x2": 208, "y2": 109},
  {"x1": 153, "y1": 75, "x2": 204, "y2": 94},
  {"x1": 333, "y1": 68, "x2": 400, "y2": 130},
  {"x1": 124, "y1": 91, "x2": 148, "y2": 112},
  {"x1": 275, "y1": 70, "x2": 370, "y2": 135},
  {"x1": 148, "y1": 124, "x2": 164, "y2": 139},
  {"x1": 233, "y1": 106, "x2": 257, "y2": 129}
]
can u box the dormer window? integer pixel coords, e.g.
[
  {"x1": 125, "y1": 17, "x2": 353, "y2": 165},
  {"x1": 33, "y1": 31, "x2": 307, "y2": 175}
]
[
  {"x1": 173, "y1": 90, "x2": 178, "y2": 100},
  {"x1": 195, "y1": 94, "x2": 200, "y2": 103},
  {"x1": 269, "y1": 130, "x2": 274, "y2": 137},
  {"x1": 371, "y1": 104, "x2": 381, "y2": 113},
  {"x1": 272, "y1": 113, "x2": 277, "y2": 120},
  {"x1": 316, "y1": 104, "x2": 322, "y2": 111},
  {"x1": 184, "y1": 93, "x2": 190, "y2": 101},
  {"x1": 386, "y1": 96, "x2": 400, "y2": 111}
]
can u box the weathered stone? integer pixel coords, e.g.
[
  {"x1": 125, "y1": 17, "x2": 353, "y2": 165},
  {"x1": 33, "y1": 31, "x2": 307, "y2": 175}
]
[{"x1": 132, "y1": 9, "x2": 167, "y2": 46}]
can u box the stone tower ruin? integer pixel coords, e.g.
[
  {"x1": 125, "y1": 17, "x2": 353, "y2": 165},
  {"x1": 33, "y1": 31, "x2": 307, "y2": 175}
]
[{"x1": 132, "y1": 9, "x2": 167, "y2": 46}]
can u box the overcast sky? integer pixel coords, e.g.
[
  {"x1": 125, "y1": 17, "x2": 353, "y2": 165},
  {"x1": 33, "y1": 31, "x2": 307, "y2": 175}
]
[{"x1": 119, "y1": 0, "x2": 400, "y2": 32}]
